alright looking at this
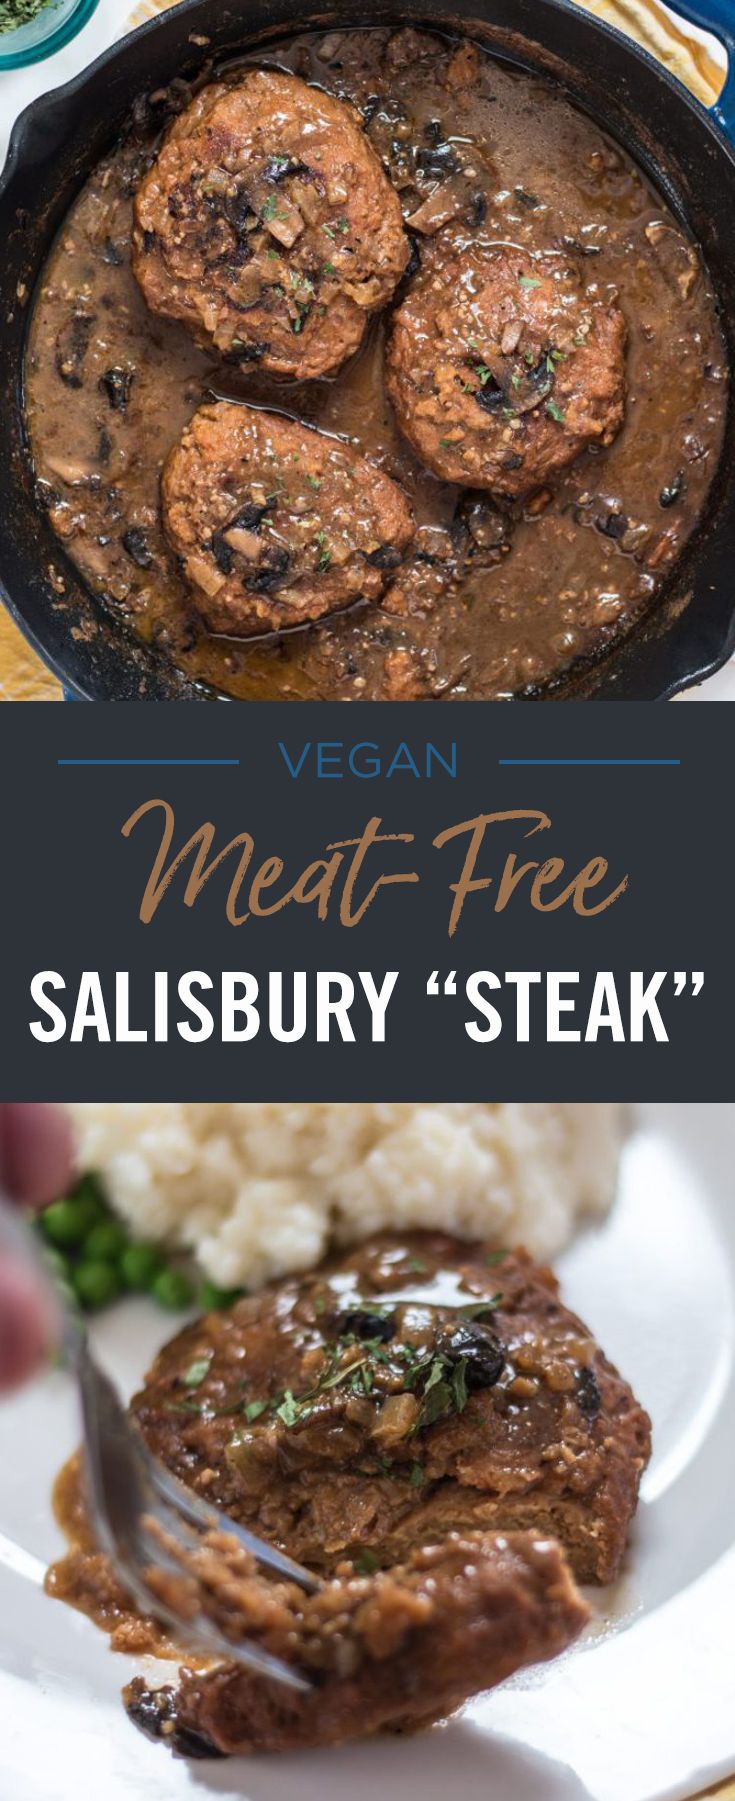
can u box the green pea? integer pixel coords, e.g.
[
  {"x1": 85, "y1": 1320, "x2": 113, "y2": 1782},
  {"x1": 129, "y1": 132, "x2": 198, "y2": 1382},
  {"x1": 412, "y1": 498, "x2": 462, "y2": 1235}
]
[
  {"x1": 73, "y1": 1260, "x2": 122, "y2": 1310},
  {"x1": 84, "y1": 1220, "x2": 128, "y2": 1262},
  {"x1": 198, "y1": 1280, "x2": 243, "y2": 1312},
  {"x1": 41, "y1": 1190, "x2": 101, "y2": 1248},
  {"x1": 119, "y1": 1244, "x2": 165, "y2": 1292},
  {"x1": 152, "y1": 1269, "x2": 194, "y2": 1311}
]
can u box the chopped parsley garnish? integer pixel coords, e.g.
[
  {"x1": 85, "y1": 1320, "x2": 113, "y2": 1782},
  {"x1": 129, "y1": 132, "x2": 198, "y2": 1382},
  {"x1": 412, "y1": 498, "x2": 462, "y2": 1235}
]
[
  {"x1": 315, "y1": 529, "x2": 331, "y2": 569},
  {"x1": 306, "y1": 474, "x2": 322, "y2": 490},
  {"x1": 438, "y1": 438, "x2": 453, "y2": 450},
  {"x1": 261, "y1": 194, "x2": 279, "y2": 221},
  {"x1": 244, "y1": 1398, "x2": 268, "y2": 1423},
  {"x1": 475, "y1": 364, "x2": 493, "y2": 386},
  {"x1": 519, "y1": 275, "x2": 541, "y2": 290},
  {"x1": 485, "y1": 1249, "x2": 510, "y2": 1266},
  {"x1": 335, "y1": 216, "x2": 350, "y2": 233},
  {"x1": 410, "y1": 1461, "x2": 425, "y2": 1488},
  {"x1": 314, "y1": 1293, "x2": 326, "y2": 1314},
  {"x1": 322, "y1": 223, "x2": 335, "y2": 239},
  {"x1": 451, "y1": 1358, "x2": 468, "y2": 1413},
  {"x1": 183, "y1": 1357, "x2": 211, "y2": 1388},
  {"x1": 354, "y1": 1548, "x2": 380, "y2": 1575},
  {"x1": 415, "y1": 1357, "x2": 454, "y2": 1428},
  {"x1": 457, "y1": 1297, "x2": 502, "y2": 1320},
  {"x1": 323, "y1": 261, "x2": 336, "y2": 275},
  {"x1": 545, "y1": 399, "x2": 566, "y2": 423},
  {"x1": 275, "y1": 1389, "x2": 304, "y2": 1427}
]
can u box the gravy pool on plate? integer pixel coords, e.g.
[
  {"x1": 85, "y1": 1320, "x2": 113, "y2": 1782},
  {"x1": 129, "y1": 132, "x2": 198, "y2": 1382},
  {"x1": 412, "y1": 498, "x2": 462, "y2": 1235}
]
[{"x1": 25, "y1": 26, "x2": 728, "y2": 699}]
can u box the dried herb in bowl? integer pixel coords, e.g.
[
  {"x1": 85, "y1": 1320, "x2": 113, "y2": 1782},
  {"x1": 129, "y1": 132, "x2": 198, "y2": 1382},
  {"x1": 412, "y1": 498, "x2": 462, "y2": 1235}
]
[{"x1": 0, "y1": 0, "x2": 50, "y2": 27}]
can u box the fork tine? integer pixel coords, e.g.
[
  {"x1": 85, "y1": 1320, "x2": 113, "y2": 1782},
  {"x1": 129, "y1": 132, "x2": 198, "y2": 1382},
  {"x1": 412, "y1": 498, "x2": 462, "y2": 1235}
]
[
  {"x1": 73, "y1": 1341, "x2": 312, "y2": 1689},
  {"x1": 113, "y1": 1537, "x2": 311, "y2": 1693},
  {"x1": 137, "y1": 1441, "x2": 320, "y2": 1592}
]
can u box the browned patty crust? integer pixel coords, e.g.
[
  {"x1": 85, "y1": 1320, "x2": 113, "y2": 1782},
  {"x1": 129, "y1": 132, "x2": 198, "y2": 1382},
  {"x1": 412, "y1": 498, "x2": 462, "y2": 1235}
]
[
  {"x1": 132, "y1": 70, "x2": 409, "y2": 376},
  {"x1": 132, "y1": 1231, "x2": 652, "y2": 1585},
  {"x1": 164, "y1": 1530, "x2": 588, "y2": 1754},
  {"x1": 161, "y1": 401, "x2": 415, "y2": 635},
  {"x1": 385, "y1": 242, "x2": 627, "y2": 497}
]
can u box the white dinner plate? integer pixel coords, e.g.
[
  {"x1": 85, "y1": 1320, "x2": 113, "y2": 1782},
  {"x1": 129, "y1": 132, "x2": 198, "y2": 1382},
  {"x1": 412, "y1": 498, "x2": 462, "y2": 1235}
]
[{"x1": 0, "y1": 1101, "x2": 734, "y2": 1801}]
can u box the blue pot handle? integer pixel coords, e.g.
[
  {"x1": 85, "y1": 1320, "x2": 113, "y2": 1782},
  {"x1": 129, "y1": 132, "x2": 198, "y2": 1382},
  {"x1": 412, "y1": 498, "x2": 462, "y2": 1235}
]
[{"x1": 666, "y1": 0, "x2": 735, "y2": 140}]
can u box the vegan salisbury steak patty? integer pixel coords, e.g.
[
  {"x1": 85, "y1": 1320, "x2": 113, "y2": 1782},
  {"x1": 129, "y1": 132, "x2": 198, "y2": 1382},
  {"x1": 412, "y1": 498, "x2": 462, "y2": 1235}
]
[
  {"x1": 386, "y1": 242, "x2": 627, "y2": 497},
  {"x1": 132, "y1": 70, "x2": 409, "y2": 376},
  {"x1": 161, "y1": 402, "x2": 415, "y2": 634},
  {"x1": 132, "y1": 1231, "x2": 651, "y2": 1584},
  {"x1": 125, "y1": 1529, "x2": 587, "y2": 1755}
]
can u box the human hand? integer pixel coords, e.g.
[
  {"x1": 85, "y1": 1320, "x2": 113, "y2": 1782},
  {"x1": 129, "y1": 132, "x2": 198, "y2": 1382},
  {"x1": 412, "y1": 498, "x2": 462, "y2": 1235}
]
[{"x1": 0, "y1": 1104, "x2": 74, "y2": 1393}]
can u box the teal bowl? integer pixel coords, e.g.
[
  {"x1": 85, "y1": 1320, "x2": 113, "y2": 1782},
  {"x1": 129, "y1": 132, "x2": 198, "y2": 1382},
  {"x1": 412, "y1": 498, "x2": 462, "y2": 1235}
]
[{"x1": 0, "y1": 0, "x2": 100, "y2": 69}]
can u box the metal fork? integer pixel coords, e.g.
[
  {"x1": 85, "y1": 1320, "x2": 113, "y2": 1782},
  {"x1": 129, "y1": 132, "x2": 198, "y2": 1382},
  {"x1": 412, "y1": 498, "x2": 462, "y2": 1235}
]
[{"x1": 0, "y1": 1199, "x2": 314, "y2": 1692}]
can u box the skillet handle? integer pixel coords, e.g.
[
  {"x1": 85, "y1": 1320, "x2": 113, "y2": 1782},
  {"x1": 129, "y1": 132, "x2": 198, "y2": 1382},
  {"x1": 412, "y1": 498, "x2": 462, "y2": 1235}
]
[{"x1": 666, "y1": 0, "x2": 735, "y2": 139}]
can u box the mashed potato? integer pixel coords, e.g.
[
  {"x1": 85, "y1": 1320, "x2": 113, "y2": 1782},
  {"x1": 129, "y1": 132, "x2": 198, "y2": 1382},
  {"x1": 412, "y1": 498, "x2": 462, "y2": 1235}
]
[{"x1": 67, "y1": 1103, "x2": 621, "y2": 1290}]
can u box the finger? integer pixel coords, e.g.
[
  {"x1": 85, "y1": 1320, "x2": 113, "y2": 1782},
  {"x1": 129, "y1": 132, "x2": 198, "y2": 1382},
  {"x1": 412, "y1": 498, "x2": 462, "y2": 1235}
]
[
  {"x1": 0, "y1": 1259, "x2": 55, "y2": 1393},
  {"x1": 0, "y1": 1104, "x2": 74, "y2": 1208}
]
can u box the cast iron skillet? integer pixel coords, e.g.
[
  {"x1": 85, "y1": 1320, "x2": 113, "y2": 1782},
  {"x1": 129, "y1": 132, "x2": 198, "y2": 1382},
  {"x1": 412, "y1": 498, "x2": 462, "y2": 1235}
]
[{"x1": 1, "y1": 0, "x2": 734, "y2": 700}]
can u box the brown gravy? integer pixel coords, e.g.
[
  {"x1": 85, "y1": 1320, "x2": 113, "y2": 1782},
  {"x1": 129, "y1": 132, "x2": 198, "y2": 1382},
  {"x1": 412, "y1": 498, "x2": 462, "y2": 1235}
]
[{"x1": 24, "y1": 25, "x2": 728, "y2": 699}]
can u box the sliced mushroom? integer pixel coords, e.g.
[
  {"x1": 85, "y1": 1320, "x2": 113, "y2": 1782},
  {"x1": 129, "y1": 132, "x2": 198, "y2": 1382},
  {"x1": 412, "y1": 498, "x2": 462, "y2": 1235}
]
[
  {"x1": 407, "y1": 178, "x2": 467, "y2": 235},
  {"x1": 222, "y1": 526, "x2": 262, "y2": 559}
]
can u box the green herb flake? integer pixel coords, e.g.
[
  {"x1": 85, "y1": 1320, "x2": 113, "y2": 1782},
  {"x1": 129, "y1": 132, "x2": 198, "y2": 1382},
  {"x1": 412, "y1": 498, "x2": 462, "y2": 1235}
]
[
  {"x1": 314, "y1": 1294, "x2": 326, "y2": 1315},
  {"x1": 458, "y1": 1296, "x2": 502, "y2": 1320},
  {"x1": 438, "y1": 439, "x2": 453, "y2": 450},
  {"x1": 410, "y1": 1461, "x2": 425, "y2": 1488},
  {"x1": 475, "y1": 364, "x2": 493, "y2": 386},
  {"x1": 306, "y1": 474, "x2": 322, "y2": 491},
  {"x1": 322, "y1": 224, "x2": 335, "y2": 240},
  {"x1": 336, "y1": 216, "x2": 350, "y2": 233},
  {"x1": 450, "y1": 1361, "x2": 468, "y2": 1414},
  {"x1": 415, "y1": 1357, "x2": 453, "y2": 1430},
  {"x1": 519, "y1": 275, "x2": 541, "y2": 290},
  {"x1": 545, "y1": 399, "x2": 566, "y2": 423},
  {"x1": 261, "y1": 194, "x2": 279, "y2": 221},
  {"x1": 486, "y1": 1249, "x2": 510, "y2": 1266},
  {"x1": 244, "y1": 1398, "x2": 268, "y2": 1423},
  {"x1": 275, "y1": 1389, "x2": 301, "y2": 1427},
  {"x1": 354, "y1": 1548, "x2": 379, "y2": 1575},
  {"x1": 183, "y1": 1357, "x2": 211, "y2": 1388},
  {"x1": 323, "y1": 261, "x2": 336, "y2": 275},
  {"x1": 315, "y1": 529, "x2": 331, "y2": 570}
]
